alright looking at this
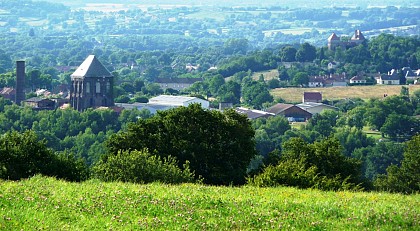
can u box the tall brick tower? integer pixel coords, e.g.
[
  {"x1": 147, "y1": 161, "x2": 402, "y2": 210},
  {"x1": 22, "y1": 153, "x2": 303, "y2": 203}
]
[{"x1": 15, "y1": 61, "x2": 25, "y2": 105}]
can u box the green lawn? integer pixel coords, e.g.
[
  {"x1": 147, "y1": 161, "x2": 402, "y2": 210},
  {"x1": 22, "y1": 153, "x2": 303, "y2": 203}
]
[{"x1": 1, "y1": 176, "x2": 419, "y2": 230}]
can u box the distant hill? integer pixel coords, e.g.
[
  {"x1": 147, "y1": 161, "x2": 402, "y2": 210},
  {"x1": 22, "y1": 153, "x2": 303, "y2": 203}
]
[{"x1": 38, "y1": 0, "x2": 419, "y2": 8}]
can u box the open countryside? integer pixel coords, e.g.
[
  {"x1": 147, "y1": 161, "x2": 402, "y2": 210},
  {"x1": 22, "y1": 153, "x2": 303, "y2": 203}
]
[
  {"x1": 272, "y1": 85, "x2": 420, "y2": 103},
  {"x1": 0, "y1": 0, "x2": 420, "y2": 230}
]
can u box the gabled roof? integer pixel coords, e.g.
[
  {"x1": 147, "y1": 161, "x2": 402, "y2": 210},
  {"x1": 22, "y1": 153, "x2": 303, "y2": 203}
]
[
  {"x1": 235, "y1": 107, "x2": 274, "y2": 120},
  {"x1": 296, "y1": 102, "x2": 338, "y2": 110},
  {"x1": 0, "y1": 87, "x2": 15, "y2": 95},
  {"x1": 308, "y1": 76, "x2": 325, "y2": 83},
  {"x1": 350, "y1": 75, "x2": 366, "y2": 81},
  {"x1": 71, "y1": 55, "x2": 112, "y2": 78},
  {"x1": 149, "y1": 95, "x2": 207, "y2": 106},
  {"x1": 379, "y1": 75, "x2": 400, "y2": 81},
  {"x1": 266, "y1": 103, "x2": 294, "y2": 114},
  {"x1": 303, "y1": 92, "x2": 322, "y2": 101},
  {"x1": 24, "y1": 97, "x2": 53, "y2": 103},
  {"x1": 328, "y1": 33, "x2": 340, "y2": 41}
]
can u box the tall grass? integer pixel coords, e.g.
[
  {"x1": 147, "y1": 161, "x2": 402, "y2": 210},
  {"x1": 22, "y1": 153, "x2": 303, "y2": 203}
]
[
  {"x1": 271, "y1": 85, "x2": 420, "y2": 103},
  {"x1": 1, "y1": 176, "x2": 419, "y2": 230}
]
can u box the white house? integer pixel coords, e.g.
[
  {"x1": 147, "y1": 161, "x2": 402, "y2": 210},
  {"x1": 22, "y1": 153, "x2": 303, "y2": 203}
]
[
  {"x1": 376, "y1": 74, "x2": 400, "y2": 85},
  {"x1": 349, "y1": 75, "x2": 367, "y2": 84},
  {"x1": 149, "y1": 95, "x2": 210, "y2": 109}
]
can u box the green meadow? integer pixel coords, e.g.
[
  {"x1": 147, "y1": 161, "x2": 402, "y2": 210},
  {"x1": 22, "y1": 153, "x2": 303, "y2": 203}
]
[{"x1": 1, "y1": 176, "x2": 419, "y2": 230}]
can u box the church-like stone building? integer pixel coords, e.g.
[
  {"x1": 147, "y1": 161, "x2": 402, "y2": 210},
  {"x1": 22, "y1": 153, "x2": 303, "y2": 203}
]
[
  {"x1": 70, "y1": 55, "x2": 114, "y2": 111},
  {"x1": 328, "y1": 30, "x2": 366, "y2": 51}
]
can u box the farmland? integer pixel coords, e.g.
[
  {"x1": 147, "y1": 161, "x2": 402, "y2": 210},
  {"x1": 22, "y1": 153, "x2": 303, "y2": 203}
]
[
  {"x1": 1, "y1": 176, "x2": 419, "y2": 230},
  {"x1": 271, "y1": 85, "x2": 420, "y2": 103}
]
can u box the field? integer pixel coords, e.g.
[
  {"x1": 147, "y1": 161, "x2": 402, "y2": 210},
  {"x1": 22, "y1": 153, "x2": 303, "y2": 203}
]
[
  {"x1": 271, "y1": 85, "x2": 420, "y2": 103},
  {"x1": 1, "y1": 176, "x2": 419, "y2": 230}
]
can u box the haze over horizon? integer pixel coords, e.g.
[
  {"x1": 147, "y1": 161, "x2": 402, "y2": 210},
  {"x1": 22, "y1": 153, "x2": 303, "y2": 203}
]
[{"x1": 37, "y1": 0, "x2": 419, "y2": 9}]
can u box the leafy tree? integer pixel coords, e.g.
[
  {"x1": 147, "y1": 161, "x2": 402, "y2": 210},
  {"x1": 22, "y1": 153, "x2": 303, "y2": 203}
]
[
  {"x1": 208, "y1": 74, "x2": 225, "y2": 96},
  {"x1": 249, "y1": 137, "x2": 364, "y2": 190},
  {"x1": 279, "y1": 46, "x2": 297, "y2": 62},
  {"x1": 242, "y1": 80, "x2": 273, "y2": 109},
  {"x1": 292, "y1": 72, "x2": 309, "y2": 86},
  {"x1": 267, "y1": 78, "x2": 280, "y2": 89},
  {"x1": 334, "y1": 127, "x2": 375, "y2": 157},
  {"x1": 93, "y1": 149, "x2": 196, "y2": 184},
  {"x1": 223, "y1": 38, "x2": 248, "y2": 55},
  {"x1": 295, "y1": 42, "x2": 317, "y2": 62},
  {"x1": 217, "y1": 81, "x2": 241, "y2": 104},
  {"x1": 0, "y1": 130, "x2": 88, "y2": 181},
  {"x1": 374, "y1": 135, "x2": 420, "y2": 193},
  {"x1": 380, "y1": 113, "x2": 420, "y2": 140},
  {"x1": 106, "y1": 104, "x2": 257, "y2": 185}
]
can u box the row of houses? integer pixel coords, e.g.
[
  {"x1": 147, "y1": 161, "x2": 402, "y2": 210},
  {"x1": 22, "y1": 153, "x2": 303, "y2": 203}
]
[{"x1": 309, "y1": 67, "x2": 420, "y2": 87}]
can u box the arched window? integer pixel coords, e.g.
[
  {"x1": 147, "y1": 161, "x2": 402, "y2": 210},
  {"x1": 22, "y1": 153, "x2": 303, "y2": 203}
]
[
  {"x1": 86, "y1": 82, "x2": 90, "y2": 93},
  {"x1": 96, "y1": 81, "x2": 101, "y2": 93}
]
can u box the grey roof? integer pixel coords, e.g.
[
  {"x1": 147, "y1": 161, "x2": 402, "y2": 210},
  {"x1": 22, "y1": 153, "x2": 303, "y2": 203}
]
[
  {"x1": 71, "y1": 55, "x2": 112, "y2": 78},
  {"x1": 296, "y1": 102, "x2": 338, "y2": 110},
  {"x1": 24, "y1": 97, "x2": 52, "y2": 103},
  {"x1": 380, "y1": 75, "x2": 400, "y2": 81},
  {"x1": 266, "y1": 103, "x2": 294, "y2": 114},
  {"x1": 149, "y1": 95, "x2": 206, "y2": 106},
  {"x1": 235, "y1": 107, "x2": 274, "y2": 120}
]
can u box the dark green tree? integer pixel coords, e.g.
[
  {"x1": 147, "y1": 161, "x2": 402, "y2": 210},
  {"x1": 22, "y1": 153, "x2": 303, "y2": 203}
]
[
  {"x1": 106, "y1": 104, "x2": 257, "y2": 185},
  {"x1": 279, "y1": 46, "x2": 297, "y2": 62},
  {"x1": 374, "y1": 135, "x2": 420, "y2": 193}
]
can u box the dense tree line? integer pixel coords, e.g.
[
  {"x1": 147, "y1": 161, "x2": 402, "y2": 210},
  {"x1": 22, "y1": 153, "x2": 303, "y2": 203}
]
[{"x1": 0, "y1": 95, "x2": 419, "y2": 193}]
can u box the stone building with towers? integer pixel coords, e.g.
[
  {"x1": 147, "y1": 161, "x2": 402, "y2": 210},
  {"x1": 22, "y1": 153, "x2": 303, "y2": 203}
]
[
  {"x1": 70, "y1": 55, "x2": 114, "y2": 111},
  {"x1": 328, "y1": 30, "x2": 366, "y2": 51}
]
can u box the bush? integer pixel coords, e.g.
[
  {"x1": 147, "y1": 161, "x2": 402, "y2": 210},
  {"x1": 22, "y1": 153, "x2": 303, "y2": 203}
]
[
  {"x1": 93, "y1": 149, "x2": 196, "y2": 184},
  {"x1": 248, "y1": 137, "x2": 365, "y2": 191},
  {"x1": 0, "y1": 130, "x2": 88, "y2": 181}
]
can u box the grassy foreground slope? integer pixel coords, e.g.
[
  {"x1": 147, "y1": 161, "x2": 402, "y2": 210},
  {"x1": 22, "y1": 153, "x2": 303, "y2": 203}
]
[
  {"x1": 1, "y1": 176, "x2": 419, "y2": 230},
  {"x1": 271, "y1": 85, "x2": 420, "y2": 103}
]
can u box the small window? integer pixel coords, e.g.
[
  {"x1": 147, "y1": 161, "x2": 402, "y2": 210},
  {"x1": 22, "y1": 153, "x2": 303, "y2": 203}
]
[
  {"x1": 96, "y1": 82, "x2": 101, "y2": 93},
  {"x1": 86, "y1": 82, "x2": 90, "y2": 93},
  {"x1": 106, "y1": 82, "x2": 111, "y2": 93}
]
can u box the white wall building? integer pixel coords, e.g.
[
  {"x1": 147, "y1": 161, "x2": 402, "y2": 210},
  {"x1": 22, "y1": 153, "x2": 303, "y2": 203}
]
[{"x1": 149, "y1": 95, "x2": 210, "y2": 109}]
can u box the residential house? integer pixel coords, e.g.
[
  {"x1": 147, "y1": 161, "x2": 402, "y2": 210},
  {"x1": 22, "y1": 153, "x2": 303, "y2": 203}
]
[
  {"x1": 328, "y1": 61, "x2": 339, "y2": 70},
  {"x1": 296, "y1": 102, "x2": 338, "y2": 115},
  {"x1": 303, "y1": 92, "x2": 322, "y2": 103},
  {"x1": 376, "y1": 70, "x2": 400, "y2": 85},
  {"x1": 235, "y1": 107, "x2": 274, "y2": 120},
  {"x1": 308, "y1": 76, "x2": 325, "y2": 87},
  {"x1": 266, "y1": 103, "x2": 312, "y2": 122},
  {"x1": 324, "y1": 73, "x2": 347, "y2": 87},
  {"x1": 349, "y1": 75, "x2": 367, "y2": 84},
  {"x1": 402, "y1": 67, "x2": 419, "y2": 83},
  {"x1": 149, "y1": 95, "x2": 209, "y2": 109},
  {"x1": 156, "y1": 78, "x2": 203, "y2": 91},
  {"x1": 0, "y1": 87, "x2": 16, "y2": 101},
  {"x1": 23, "y1": 97, "x2": 55, "y2": 110}
]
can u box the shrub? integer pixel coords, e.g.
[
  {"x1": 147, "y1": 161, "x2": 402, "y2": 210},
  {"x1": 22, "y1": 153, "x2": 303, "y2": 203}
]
[
  {"x1": 93, "y1": 149, "x2": 196, "y2": 184},
  {"x1": 0, "y1": 130, "x2": 88, "y2": 181}
]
